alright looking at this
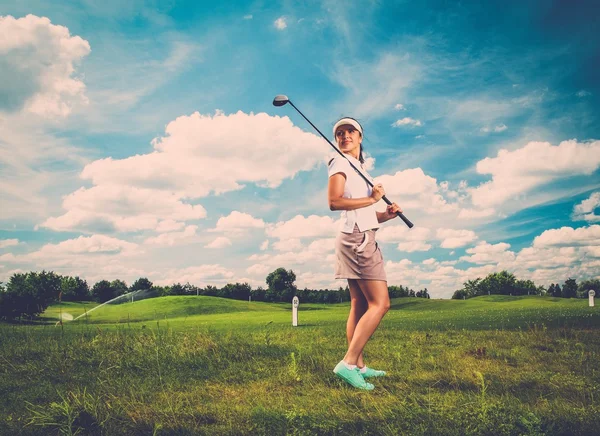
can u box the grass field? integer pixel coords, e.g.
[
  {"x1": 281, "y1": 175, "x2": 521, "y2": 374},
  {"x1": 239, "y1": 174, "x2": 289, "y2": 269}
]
[{"x1": 1, "y1": 295, "x2": 599, "y2": 435}]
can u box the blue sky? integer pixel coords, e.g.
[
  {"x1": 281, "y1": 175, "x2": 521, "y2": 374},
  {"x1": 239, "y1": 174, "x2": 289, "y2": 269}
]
[{"x1": 1, "y1": 0, "x2": 599, "y2": 297}]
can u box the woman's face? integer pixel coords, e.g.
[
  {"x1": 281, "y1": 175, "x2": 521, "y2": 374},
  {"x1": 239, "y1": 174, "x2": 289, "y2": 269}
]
[{"x1": 335, "y1": 124, "x2": 362, "y2": 157}]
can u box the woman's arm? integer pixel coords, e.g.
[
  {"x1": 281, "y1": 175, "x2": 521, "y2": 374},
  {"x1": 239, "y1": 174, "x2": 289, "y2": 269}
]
[{"x1": 328, "y1": 173, "x2": 382, "y2": 211}]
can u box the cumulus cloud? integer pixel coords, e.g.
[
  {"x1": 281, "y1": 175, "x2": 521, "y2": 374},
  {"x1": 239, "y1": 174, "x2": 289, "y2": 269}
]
[
  {"x1": 154, "y1": 265, "x2": 235, "y2": 287},
  {"x1": 572, "y1": 192, "x2": 600, "y2": 223},
  {"x1": 376, "y1": 168, "x2": 459, "y2": 215},
  {"x1": 266, "y1": 215, "x2": 338, "y2": 240},
  {"x1": 0, "y1": 235, "x2": 138, "y2": 265},
  {"x1": 211, "y1": 211, "x2": 265, "y2": 234},
  {"x1": 244, "y1": 14, "x2": 253, "y2": 20},
  {"x1": 205, "y1": 236, "x2": 232, "y2": 249},
  {"x1": 436, "y1": 228, "x2": 478, "y2": 248},
  {"x1": 273, "y1": 238, "x2": 303, "y2": 252},
  {"x1": 0, "y1": 239, "x2": 19, "y2": 249},
  {"x1": 42, "y1": 111, "x2": 326, "y2": 233},
  {"x1": 532, "y1": 225, "x2": 600, "y2": 248},
  {"x1": 41, "y1": 186, "x2": 207, "y2": 233},
  {"x1": 469, "y1": 140, "x2": 600, "y2": 209},
  {"x1": 274, "y1": 17, "x2": 287, "y2": 30},
  {"x1": 460, "y1": 241, "x2": 514, "y2": 265},
  {"x1": 394, "y1": 103, "x2": 405, "y2": 110},
  {"x1": 392, "y1": 117, "x2": 422, "y2": 127},
  {"x1": 144, "y1": 225, "x2": 197, "y2": 246},
  {"x1": 0, "y1": 14, "x2": 90, "y2": 118}
]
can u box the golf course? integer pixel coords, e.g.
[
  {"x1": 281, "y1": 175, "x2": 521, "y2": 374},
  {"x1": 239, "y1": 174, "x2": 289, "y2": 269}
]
[{"x1": 1, "y1": 295, "x2": 599, "y2": 435}]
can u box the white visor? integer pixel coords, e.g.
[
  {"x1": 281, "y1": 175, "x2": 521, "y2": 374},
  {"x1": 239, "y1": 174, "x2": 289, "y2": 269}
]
[{"x1": 333, "y1": 118, "x2": 363, "y2": 139}]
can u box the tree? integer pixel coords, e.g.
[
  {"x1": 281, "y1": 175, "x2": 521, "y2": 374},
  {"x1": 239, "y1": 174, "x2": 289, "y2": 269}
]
[
  {"x1": 60, "y1": 276, "x2": 90, "y2": 301},
  {"x1": 92, "y1": 280, "x2": 116, "y2": 303},
  {"x1": 0, "y1": 271, "x2": 61, "y2": 319},
  {"x1": 479, "y1": 271, "x2": 516, "y2": 296},
  {"x1": 265, "y1": 268, "x2": 296, "y2": 302},
  {"x1": 220, "y1": 283, "x2": 252, "y2": 300},
  {"x1": 552, "y1": 283, "x2": 562, "y2": 298},
  {"x1": 562, "y1": 278, "x2": 578, "y2": 298},
  {"x1": 130, "y1": 277, "x2": 153, "y2": 292},
  {"x1": 515, "y1": 279, "x2": 537, "y2": 296},
  {"x1": 577, "y1": 279, "x2": 600, "y2": 298},
  {"x1": 111, "y1": 279, "x2": 128, "y2": 297}
]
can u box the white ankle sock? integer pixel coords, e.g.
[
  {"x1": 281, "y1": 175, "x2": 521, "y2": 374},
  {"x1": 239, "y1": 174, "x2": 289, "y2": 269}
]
[
  {"x1": 359, "y1": 366, "x2": 368, "y2": 373},
  {"x1": 342, "y1": 360, "x2": 357, "y2": 370}
]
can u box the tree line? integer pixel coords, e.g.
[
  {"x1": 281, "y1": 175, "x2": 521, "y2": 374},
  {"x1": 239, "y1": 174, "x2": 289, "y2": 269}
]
[
  {"x1": 451, "y1": 270, "x2": 599, "y2": 300},
  {"x1": 0, "y1": 267, "x2": 430, "y2": 320}
]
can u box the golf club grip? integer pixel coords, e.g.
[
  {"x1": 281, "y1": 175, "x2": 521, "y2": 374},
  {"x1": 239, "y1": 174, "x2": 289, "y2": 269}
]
[{"x1": 382, "y1": 195, "x2": 414, "y2": 228}]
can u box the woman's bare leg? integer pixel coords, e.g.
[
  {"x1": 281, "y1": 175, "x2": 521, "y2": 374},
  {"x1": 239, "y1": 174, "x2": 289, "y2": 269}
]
[
  {"x1": 343, "y1": 280, "x2": 390, "y2": 365},
  {"x1": 346, "y1": 279, "x2": 368, "y2": 368}
]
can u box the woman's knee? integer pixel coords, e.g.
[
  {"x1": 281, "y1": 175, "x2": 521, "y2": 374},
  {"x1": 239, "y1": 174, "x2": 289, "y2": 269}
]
[
  {"x1": 350, "y1": 297, "x2": 368, "y2": 312},
  {"x1": 370, "y1": 299, "x2": 390, "y2": 315}
]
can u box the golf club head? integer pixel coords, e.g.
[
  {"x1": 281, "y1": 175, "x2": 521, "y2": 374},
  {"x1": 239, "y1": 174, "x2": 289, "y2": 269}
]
[{"x1": 272, "y1": 95, "x2": 289, "y2": 107}]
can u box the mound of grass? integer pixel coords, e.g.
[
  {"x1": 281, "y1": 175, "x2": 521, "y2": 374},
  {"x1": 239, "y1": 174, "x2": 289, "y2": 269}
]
[{"x1": 67, "y1": 296, "x2": 289, "y2": 324}]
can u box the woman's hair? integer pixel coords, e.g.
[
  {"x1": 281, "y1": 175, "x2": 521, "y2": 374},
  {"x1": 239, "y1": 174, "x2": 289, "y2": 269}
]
[{"x1": 335, "y1": 117, "x2": 365, "y2": 164}]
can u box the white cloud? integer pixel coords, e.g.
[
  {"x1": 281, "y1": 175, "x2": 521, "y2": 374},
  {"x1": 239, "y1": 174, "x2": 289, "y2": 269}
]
[
  {"x1": 397, "y1": 241, "x2": 432, "y2": 252},
  {"x1": 274, "y1": 17, "x2": 287, "y2": 30},
  {"x1": 572, "y1": 192, "x2": 600, "y2": 223},
  {"x1": 266, "y1": 215, "x2": 338, "y2": 240},
  {"x1": 376, "y1": 168, "x2": 459, "y2": 216},
  {"x1": 0, "y1": 235, "x2": 138, "y2": 264},
  {"x1": 211, "y1": 211, "x2": 265, "y2": 234},
  {"x1": 0, "y1": 14, "x2": 90, "y2": 118},
  {"x1": 260, "y1": 240, "x2": 269, "y2": 251},
  {"x1": 394, "y1": 103, "x2": 405, "y2": 110},
  {"x1": 480, "y1": 124, "x2": 507, "y2": 133},
  {"x1": 246, "y1": 263, "x2": 271, "y2": 276},
  {"x1": 0, "y1": 239, "x2": 19, "y2": 249},
  {"x1": 41, "y1": 185, "x2": 207, "y2": 233},
  {"x1": 576, "y1": 90, "x2": 591, "y2": 98},
  {"x1": 392, "y1": 117, "x2": 422, "y2": 127},
  {"x1": 205, "y1": 237, "x2": 232, "y2": 249},
  {"x1": 378, "y1": 225, "x2": 431, "y2": 243},
  {"x1": 460, "y1": 241, "x2": 514, "y2": 265},
  {"x1": 273, "y1": 238, "x2": 303, "y2": 252},
  {"x1": 154, "y1": 265, "x2": 235, "y2": 287},
  {"x1": 244, "y1": 14, "x2": 253, "y2": 20},
  {"x1": 144, "y1": 225, "x2": 197, "y2": 246},
  {"x1": 436, "y1": 228, "x2": 478, "y2": 248},
  {"x1": 469, "y1": 139, "x2": 600, "y2": 209},
  {"x1": 155, "y1": 219, "x2": 186, "y2": 233},
  {"x1": 457, "y1": 208, "x2": 496, "y2": 219},
  {"x1": 41, "y1": 111, "x2": 326, "y2": 232},
  {"x1": 532, "y1": 225, "x2": 600, "y2": 248}
]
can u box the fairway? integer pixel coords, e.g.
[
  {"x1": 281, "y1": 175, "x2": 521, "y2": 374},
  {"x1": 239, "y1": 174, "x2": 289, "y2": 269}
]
[{"x1": 1, "y1": 296, "x2": 599, "y2": 435}]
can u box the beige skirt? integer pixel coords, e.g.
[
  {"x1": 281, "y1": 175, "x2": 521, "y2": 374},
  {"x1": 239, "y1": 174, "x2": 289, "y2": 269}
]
[{"x1": 335, "y1": 225, "x2": 387, "y2": 281}]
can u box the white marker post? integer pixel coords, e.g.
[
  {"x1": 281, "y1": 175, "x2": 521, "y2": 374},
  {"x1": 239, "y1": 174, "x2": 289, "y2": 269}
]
[
  {"x1": 589, "y1": 290, "x2": 595, "y2": 307},
  {"x1": 292, "y1": 296, "x2": 299, "y2": 327}
]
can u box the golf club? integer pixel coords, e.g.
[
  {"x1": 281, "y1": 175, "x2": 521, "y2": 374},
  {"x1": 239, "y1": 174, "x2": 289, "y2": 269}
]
[{"x1": 273, "y1": 95, "x2": 414, "y2": 229}]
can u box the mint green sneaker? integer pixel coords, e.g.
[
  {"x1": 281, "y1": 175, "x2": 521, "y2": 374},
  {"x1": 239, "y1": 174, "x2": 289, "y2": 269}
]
[
  {"x1": 333, "y1": 361, "x2": 375, "y2": 391},
  {"x1": 360, "y1": 367, "x2": 387, "y2": 378}
]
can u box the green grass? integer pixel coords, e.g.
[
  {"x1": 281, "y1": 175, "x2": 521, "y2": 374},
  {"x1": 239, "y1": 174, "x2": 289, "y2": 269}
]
[{"x1": 1, "y1": 295, "x2": 599, "y2": 435}]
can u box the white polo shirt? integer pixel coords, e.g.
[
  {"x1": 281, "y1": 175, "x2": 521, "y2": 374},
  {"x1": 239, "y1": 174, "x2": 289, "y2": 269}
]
[{"x1": 328, "y1": 154, "x2": 380, "y2": 233}]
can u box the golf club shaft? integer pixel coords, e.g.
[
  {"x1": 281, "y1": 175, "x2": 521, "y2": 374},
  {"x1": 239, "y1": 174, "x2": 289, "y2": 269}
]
[{"x1": 287, "y1": 100, "x2": 414, "y2": 229}]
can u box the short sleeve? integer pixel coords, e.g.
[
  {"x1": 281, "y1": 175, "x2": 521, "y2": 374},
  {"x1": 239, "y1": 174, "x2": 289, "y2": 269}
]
[{"x1": 328, "y1": 156, "x2": 351, "y2": 179}]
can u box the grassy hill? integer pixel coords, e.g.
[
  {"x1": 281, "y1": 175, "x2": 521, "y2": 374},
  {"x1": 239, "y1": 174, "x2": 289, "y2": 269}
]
[
  {"x1": 34, "y1": 294, "x2": 599, "y2": 333},
  {"x1": 2, "y1": 295, "x2": 599, "y2": 435}
]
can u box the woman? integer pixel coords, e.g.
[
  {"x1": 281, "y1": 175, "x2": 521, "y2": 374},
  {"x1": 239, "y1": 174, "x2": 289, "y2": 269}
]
[{"x1": 328, "y1": 117, "x2": 402, "y2": 391}]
